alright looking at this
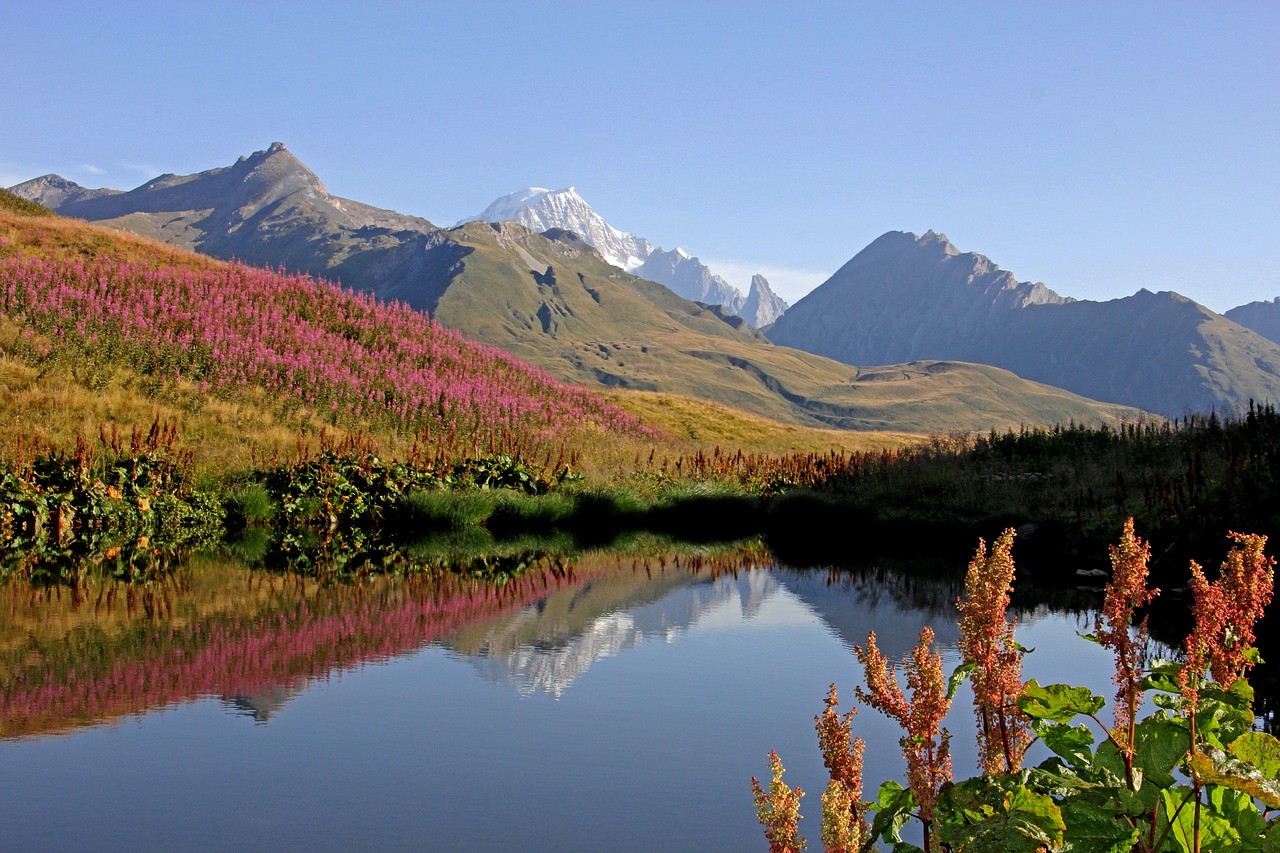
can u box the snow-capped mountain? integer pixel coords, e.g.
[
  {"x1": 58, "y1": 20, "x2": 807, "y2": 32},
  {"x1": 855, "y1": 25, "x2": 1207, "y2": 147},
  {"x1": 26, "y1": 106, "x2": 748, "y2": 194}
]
[
  {"x1": 462, "y1": 186, "x2": 787, "y2": 325},
  {"x1": 462, "y1": 187, "x2": 653, "y2": 271}
]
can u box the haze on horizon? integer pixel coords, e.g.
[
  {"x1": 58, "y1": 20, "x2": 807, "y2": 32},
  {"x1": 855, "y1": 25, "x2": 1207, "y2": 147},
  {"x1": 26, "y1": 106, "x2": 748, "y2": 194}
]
[{"x1": 2, "y1": 1, "x2": 1276, "y2": 312}]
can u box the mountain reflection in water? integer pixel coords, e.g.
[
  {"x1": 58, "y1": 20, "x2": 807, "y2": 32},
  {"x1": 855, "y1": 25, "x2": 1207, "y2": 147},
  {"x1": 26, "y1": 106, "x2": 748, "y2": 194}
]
[
  {"x1": 2, "y1": 547, "x2": 1091, "y2": 740},
  {"x1": 0, "y1": 554, "x2": 585, "y2": 738}
]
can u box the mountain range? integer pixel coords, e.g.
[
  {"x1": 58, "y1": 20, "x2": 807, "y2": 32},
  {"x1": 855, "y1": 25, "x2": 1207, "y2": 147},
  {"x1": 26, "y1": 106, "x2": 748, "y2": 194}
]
[
  {"x1": 7, "y1": 142, "x2": 1140, "y2": 433},
  {"x1": 460, "y1": 186, "x2": 788, "y2": 327},
  {"x1": 1225, "y1": 299, "x2": 1280, "y2": 347},
  {"x1": 766, "y1": 230, "x2": 1280, "y2": 417}
]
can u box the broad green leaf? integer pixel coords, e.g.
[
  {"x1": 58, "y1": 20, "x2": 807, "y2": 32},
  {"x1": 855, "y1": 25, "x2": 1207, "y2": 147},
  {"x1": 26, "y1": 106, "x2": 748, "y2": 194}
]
[
  {"x1": 937, "y1": 784, "x2": 1064, "y2": 853},
  {"x1": 1162, "y1": 786, "x2": 1242, "y2": 852},
  {"x1": 1263, "y1": 819, "x2": 1280, "y2": 853},
  {"x1": 1197, "y1": 696, "x2": 1254, "y2": 749},
  {"x1": 1187, "y1": 746, "x2": 1280, "y2": 809},
  {"x1": 1133, "y1": 717, "x2": 1192, "y2": 788},
  {"x1": 1076, "y1": 630, "x2": 1102, "y2": 645},
  {"x1": 1141, "y1": 659, "x2": 1184, "y2": 693},
  {"x1": 1060, "y1": 800, "x2": 1141, "y2": 853},
  {"x1": 1209, "y1": 784, "x2": 1267, "y2": 843},
  {"x1": 1230, "y1": 732, "x2": 1280, "y2": 779},
  {"x1": 1017, "y1": 680, "x2": 1106, "y2": 722},
  {"x1": 1035, "y1": 720, "x2": 1095, "y2": 768},
  {"x1": 869, "y1": 781, "x2": 915, "y2": 844}
]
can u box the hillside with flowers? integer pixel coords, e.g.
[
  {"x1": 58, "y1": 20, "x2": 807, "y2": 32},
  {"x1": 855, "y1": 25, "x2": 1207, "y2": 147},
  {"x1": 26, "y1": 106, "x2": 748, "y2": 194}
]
[
  {"x1": 0, "y1": 193, "x2": 658, "y2": 470},
  {"x1": 8, "y1": 144, "x2": 1147, "y2": 434}
]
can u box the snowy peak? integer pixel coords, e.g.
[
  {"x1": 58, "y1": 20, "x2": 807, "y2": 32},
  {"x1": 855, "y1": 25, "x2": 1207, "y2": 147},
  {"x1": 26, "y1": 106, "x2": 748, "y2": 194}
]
[
  {"x1": 462, "y1": 186, "x2": 652, "y2": 270},
  {"x1": 473, "y1": 187, "x2": 555, "y2": 222},
  {"x1": 463, "y1": 185, "x2": 786, "y2": 322}
]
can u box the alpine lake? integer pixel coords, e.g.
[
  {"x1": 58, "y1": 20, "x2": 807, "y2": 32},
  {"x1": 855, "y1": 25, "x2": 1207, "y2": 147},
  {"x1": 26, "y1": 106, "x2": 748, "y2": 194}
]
[{"x1": 0, "y1": 532, "x2": 1249, "y2": 852}]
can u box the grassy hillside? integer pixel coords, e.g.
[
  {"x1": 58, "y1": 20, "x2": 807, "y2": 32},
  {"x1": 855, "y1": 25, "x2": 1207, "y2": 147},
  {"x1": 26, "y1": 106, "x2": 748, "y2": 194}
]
[
  {"x1": 0, "y1": 207, "x2": 925, "y2": 476},
  {"x1": 10, "y1": 148, "x2": 1148, "y2": 433},
  {"x1": 0, "y1": 208, "x2": 659, "y2": 470},
  {"x1": 430, "y1": 221, "x2": 1145, "y2": 432},
  {"x1": 0, "y1": 188, "x2": 56, "y2": 218}
]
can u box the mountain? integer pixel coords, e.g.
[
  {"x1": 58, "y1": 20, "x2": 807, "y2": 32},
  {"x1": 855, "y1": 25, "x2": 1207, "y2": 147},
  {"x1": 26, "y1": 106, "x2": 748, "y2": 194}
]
[
  {"x1": 10, "y1": 142, "x2": 442, "y2": 289},
  {"x1": 633, "y1": 245, "x2": 743, "y2": 312},
  {"x1": 1225, "y1": 299, "x2": 1280, "y2": 345},
  {"x1": 767, "y1": 230, "x2": 1280, "y2": 417},
  {"x1": 9, "y1": 145, "x2": 1144, "y2": 433},
  {"x1": 741, "y1": 274, "x2": 788, "y2": 328},
  {"x1": 465, "y1": 186, "x2": 653, "y2": 270},
  {"x1": 462, "y1": 186, "x2": 788, "y2": 325}
]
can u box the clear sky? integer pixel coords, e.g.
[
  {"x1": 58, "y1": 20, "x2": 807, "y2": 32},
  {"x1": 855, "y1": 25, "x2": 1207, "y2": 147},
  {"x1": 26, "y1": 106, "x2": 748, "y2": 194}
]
[{"x1": 3, "y1": 1, "x2": 1277, "y2": 311}]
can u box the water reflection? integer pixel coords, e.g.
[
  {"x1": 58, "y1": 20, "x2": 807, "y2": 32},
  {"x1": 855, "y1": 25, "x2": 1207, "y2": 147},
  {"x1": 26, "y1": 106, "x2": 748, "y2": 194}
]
[
  {"x1": 0, "y1": 553, "x2": 584, "y2": 738},
  {"x1": 2, "y1": 544, "x2": 1121, "y2": 739},
  {"x1": 452, "y1": 568, "x2": 779, "y2": 697},
  {"x1": 2, "y1": 543, "x2": 1221, "y2": 853}
]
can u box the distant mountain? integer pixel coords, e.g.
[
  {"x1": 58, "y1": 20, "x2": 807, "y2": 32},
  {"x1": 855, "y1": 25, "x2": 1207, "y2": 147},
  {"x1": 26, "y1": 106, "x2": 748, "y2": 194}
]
[
  {"x1": 1225, "y1": 298, "x2": 1280, "y2": 345},
  {"x1": 9, "y1": 145, "x2": 1144, "y2": 432},
  {"x1": 633, "y1": 245, "x2": 743, "y2": 312},
  {"x1": 741, "y1": 274, "x2": 789, "y2": 329},
  {"x1": 10, "y1": 142, "x2": 442, "y2": 293},
  {"x1": 466, "y1": 186, "x2": 653, "y2": 270},
  {"x1": 462, "y1": 186, "x2": 788, "y2": 327},
  {"x1": 767, "y1": 230, "x2": 1280, "y2": 417}
]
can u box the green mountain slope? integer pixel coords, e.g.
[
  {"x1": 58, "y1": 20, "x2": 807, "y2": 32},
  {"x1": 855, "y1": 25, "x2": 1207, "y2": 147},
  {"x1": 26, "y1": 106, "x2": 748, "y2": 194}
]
[{"x1": 10, "y1": 146, "x2": 1146, "y2": 433}]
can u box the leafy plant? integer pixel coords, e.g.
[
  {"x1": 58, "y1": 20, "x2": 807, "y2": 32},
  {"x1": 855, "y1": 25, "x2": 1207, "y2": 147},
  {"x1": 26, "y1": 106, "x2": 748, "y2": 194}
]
[{"x1": 755, "y1": 520, "x2": 1279, "y2": 852}]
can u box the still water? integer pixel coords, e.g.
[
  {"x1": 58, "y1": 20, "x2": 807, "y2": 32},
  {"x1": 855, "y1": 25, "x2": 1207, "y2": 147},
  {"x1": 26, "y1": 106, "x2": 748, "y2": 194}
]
[{"x1": 0, "y1": 550, "x2": 1116, "y2": 852}]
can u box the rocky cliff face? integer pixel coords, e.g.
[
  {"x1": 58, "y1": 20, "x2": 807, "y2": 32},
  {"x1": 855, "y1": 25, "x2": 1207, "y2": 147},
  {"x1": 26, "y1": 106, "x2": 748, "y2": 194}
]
[
  {"x1": 634, "y1": 246, "x2": 743, "y2": 311},
  {"x1": 767, "y1": 230, "x2": 1280, "y2": 416},
  {"x1": 739, "y1": 274, "x2": 789, "y2": 328}
]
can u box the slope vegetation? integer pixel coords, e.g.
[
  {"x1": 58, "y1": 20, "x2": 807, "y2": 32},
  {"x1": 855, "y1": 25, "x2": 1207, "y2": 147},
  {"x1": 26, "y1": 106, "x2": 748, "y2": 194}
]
[
  {"x1": 0, "y1": 200, "x2": 653, "y2": 470},
  {"x1": 11, "y1": 146, "x2": 1145, "y2": 433}
]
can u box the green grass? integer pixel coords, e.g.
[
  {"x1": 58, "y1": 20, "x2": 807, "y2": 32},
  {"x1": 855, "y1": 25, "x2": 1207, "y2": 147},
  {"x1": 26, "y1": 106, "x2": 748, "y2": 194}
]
[
  {"x1": 0, "y1": 189, "x2": 55, "y2": 218},
  {"x1": 431, "y1": 222, "x2": 1146, "y2": 433}
]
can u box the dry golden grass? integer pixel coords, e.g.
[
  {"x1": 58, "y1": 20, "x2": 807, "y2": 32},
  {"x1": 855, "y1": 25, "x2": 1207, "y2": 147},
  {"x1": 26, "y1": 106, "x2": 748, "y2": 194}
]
[
  {"x1": 0, "y1": 205, "x2": 920, "y2": 480},
  {"x1": 0, "y1": 209, "x2": 222, "y2": 269},
  {"x1": 605, "y1": 389, "x2": 926, "y2": 455}
]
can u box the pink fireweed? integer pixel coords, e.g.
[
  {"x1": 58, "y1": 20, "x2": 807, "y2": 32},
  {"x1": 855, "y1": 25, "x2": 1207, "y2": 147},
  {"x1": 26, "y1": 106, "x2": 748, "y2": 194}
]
[{"x1": 0, "y1": 253, "x2": 657, "y2": 447}]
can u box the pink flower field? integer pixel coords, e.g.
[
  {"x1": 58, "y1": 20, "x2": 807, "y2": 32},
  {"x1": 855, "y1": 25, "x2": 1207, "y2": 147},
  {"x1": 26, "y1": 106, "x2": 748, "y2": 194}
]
[{"x1": 0, "y1": 252, "x2": 655, "y2": 444}]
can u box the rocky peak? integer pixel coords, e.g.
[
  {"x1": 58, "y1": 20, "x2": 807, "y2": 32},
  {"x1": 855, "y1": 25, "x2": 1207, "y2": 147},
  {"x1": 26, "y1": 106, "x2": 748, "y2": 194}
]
[
  {"x1": 8, "y1": 173, "x2": 119, "y2": 209},
  {"x1": 739, "y1": 274, "x2": 789, "y2": 328}
]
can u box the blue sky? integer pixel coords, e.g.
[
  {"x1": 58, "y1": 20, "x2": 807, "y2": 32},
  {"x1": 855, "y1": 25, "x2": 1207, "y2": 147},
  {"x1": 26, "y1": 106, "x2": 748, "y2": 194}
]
[{"x1": 3, "y1": 1, "x2": 1277, "y2": 311}]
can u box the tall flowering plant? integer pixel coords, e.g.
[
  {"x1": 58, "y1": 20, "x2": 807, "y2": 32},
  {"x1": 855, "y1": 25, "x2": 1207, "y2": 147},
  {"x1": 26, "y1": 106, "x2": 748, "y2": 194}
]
[
  {"x1": 755, "y1": 521, "x2": 1280, "y2": 853},
  {"x1": 956, "y1": 529, "x2": 1032, "y2": 776}
]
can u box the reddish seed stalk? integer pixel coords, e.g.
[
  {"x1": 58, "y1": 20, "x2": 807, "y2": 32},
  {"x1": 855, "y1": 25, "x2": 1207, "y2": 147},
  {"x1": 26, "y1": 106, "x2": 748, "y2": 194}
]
[
  {"x1": 1096, "y1": 518, "x2": 1159, "y2": 788},
  {"x1": 856, "y1": 627, "x2": 952, "y2": 851},
  {"x1": 956, "y1": 528, "x2": 1031, "y2": 776}
]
